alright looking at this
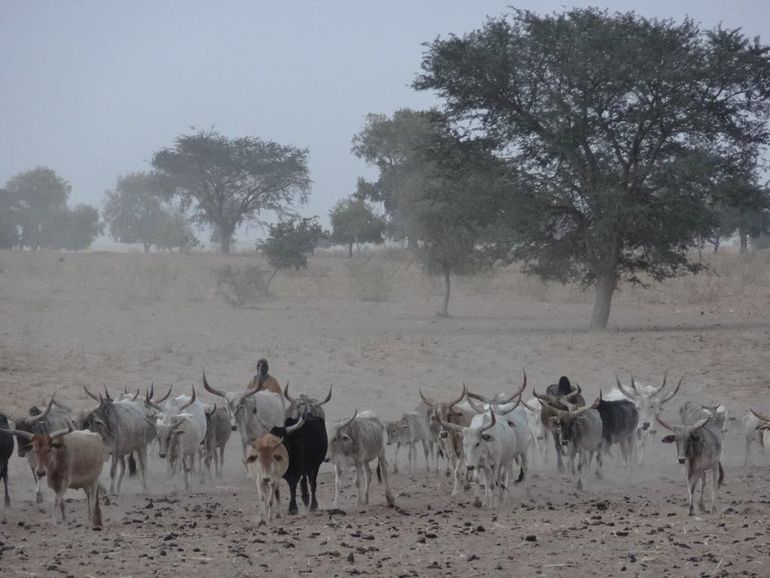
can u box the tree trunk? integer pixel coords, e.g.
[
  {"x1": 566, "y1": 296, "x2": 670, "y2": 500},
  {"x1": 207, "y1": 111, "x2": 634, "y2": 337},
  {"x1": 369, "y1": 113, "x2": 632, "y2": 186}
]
[
  {"x1": 590, "y1": 273, "x2": 616, "y2": 330},
  {"x1": 143, "y1": 243, "x2": 151, "y2": 254},
  {"x1": 265, "y1": 268, "x2": 279, "y2": 293},
  {"x1": 713, "y1": 236, "x2": 720, "y2": 254},
  {"x1": 219, "y1": 234, "x2": 231, "y2": 254},
  {"x1": 739, "y1": 227, "x2": 748, "y2": 254},
  {"x1": 407, "y1": 234, "x2": 418, "y2": 252},
  {"x1": 440, "y1": 269, "x2": 451, "y2": 317},
  {"x1": 348, "y1": 242, "x2": 353, "y2": 259}
]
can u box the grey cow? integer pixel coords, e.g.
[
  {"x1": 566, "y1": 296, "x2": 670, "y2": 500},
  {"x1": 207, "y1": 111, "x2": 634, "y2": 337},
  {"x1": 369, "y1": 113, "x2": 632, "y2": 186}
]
[
  {"x1": 203, "y1": 404, "x2": 231, "y2": 479},
  {"x1": 386, "y1": 412, "x2": 433, "y2": 474}
]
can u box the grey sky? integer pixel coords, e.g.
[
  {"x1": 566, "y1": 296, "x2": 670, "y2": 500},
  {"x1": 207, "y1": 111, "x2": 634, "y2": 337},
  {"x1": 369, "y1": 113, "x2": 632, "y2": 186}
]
[{"x1": 2, "y1": 1, "x2": 768, "y2": 243}]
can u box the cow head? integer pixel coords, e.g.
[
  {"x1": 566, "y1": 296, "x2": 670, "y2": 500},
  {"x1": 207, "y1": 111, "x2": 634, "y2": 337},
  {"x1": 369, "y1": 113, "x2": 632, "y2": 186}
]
[
  {"x1": 13, "y1": 395, "x2": 58, "y2": 457},
  {"x1": 420, "y1": 385, "x2": 467, "y2": 440},
  {"x1": 154, "y1": 417, "x2": 186, "y2": 460},
  {"x1": 2, "y1": 424, "x2": 70, "y2": 478},
  {"x1": 284, "y1": 382, "x2": 332, "y2": 421},
  {"x1": 615, "y1": 374, "x2": 682, "y2": 434},
  {"x1": 541, "y1": 400, "x2": 594, "y2": 448},
  {"x1": 246, "y1": 432, "x2": 287, "y2": 484},
  {"x1": 658, "y1": 415, "x2": 709, "y2": 465},
  {"x1": 386, "y1": 416, "x2": 410, "y2": 446},
  {"x1": 461, "y1": 410, "x2": 499, "y2": 472}
]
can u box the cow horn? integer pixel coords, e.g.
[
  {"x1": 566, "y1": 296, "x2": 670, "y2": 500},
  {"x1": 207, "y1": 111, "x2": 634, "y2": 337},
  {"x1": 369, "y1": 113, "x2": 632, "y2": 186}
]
[
  {"x1": 466, "y1": 396, "x2": 486, "y2": 414},
  {"x1": 479, "y1": 409, "x2": 496, "y2": 434},
  {"x1": 660, "y1": 376, "x2": 684, "y2": 405},
  {"x1": 656, "y1": 415, "x2": 675, "y2": 432},
  {"x1": 285, "y1": 414, "x2": 306, "y2": 434},
  {"x1": 149, "y1": 383, "x2": 155, "y2": 400},
  {"x1": 434, "y1": 408, "x2": 464, "y2": 433},
  {"x1": 591, "y1": 390, "x2": 602, "y2": 409},
  {"x1": 690, "y1": 417, "x2": 709, "y2": 431},
  {"x1": 156, "y1": 385, "x2": 173, "y2": 403},
  {"x1": 320, "y1": 385, "x2": 333, "y2": 406},
  {"x1": 30, "y1": 394, "x2": 56, "y2": 422},
  {"x1": 570, "y1": 403, "x2": 594, "y2": 416},
  {"x1": 272, "y1": 436, "x2": 285, "y2": 449},
  {"x1": 449, "y1": 384, "x2": 467, "y2": 410},
  {"x1": 0, "y1": 427, "x2": 33, "y2": 439},
  {"x1": 284, "y1": 381, "x2": 295, "y2": 402},
  {"x1": 652, "y1": 371, "x2": 668, "y2": 396},
  {"x1": 532, "y1": 389, "x2": 557, "y2": 406},
  {"x1": 564, "y1": 384, "x2": 582, "y2": 401},
  {"x1": 466, "y1": 391, "x2": 491, "y2": 404},
  {"x1": 614, "y1": 373, "x2": 636, "y2": 399},
  {"x1": 124, "y1": 386, "x2": 128, "y2": 395},
  {"x1": 104, "y1": 386, "x2": 112, "y2": 401},
  {"x1": 244, "y1": 384, "x2": 261, "y2": 398},
  {"x1": 499, "y1": 396, "x2": 521, "y2": 416},
  {"x1": 83, "y1": 385, "x2": 100, "y2": 402},
  {"x1": 179, "y1": 387, "x2": 196, "y2": 411},
  {"x1": 131, "y1": 389, "x2": 140, "y2": 401},
  {"x1": 520, "y1": 399, "x2": 539, "y2": 413},
  {"x1": 418, "y1": 387, "x2": 436, "y2": 408},
  {"x1": 202, "y1": 370, "x2": 227, "y2": 400},
  {"x1": 751, "y1": 409, "x2": 770, "y2": 423},
  {"x1": 49, "y1": 426, "x2": 72, "y2": 439},
  {"x1": 630, "y1": 376, "x2": 639, "y2": 394},
  {"x1": 339, "y1": 409, "x2": 358, "y2": 430}
]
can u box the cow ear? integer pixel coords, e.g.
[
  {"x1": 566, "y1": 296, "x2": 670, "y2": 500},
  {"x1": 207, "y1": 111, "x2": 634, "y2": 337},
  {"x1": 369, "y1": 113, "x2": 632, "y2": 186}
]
[
  {"x1": 400, "y1": 424, "x2": 409, "y2": 429},
  {"x1": 481, "y1": 434, "x2": 494, "y2": 442},
  {"x1": 661, "y1": 435, "x2": 675, "y2": 444},
  {"x1": 173, "y1": 429, "x2": 185, "y2": 436},
  {"x1": 342, "y1": 434, "x2": 352, "y2": 442}
]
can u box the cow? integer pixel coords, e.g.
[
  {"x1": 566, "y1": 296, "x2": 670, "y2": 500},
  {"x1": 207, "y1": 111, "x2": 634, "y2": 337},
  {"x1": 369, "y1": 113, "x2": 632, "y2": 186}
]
[
  {"x1": 680, "y1": 401, "x2": 728, "y2": 435},
  {"x1": 152, "y1": 389, "x2": 206, "y2": 491},
  {"x1": 4, "y1": 425, "x2": 105, "y2": 528},
  {"x1": 82, "y1": 385, "x2": 154, "y2": 495},
  {"x1": 605, "y1": 374, "x2": 682, "y2": 464},
  {"x1": 284, "y1": 382, "x2": 333, "y2": 420},
  {"x1": 203, "y1": 404, "x2": 231, "y2": 479},
  {"x1": 0, "y1": 414, "x2": 13, "y2": 507},
  {"x1": 413, "y1": 401, "x2": 448, "y2": 474},
  {"x1": 12, "y1": 395, "x2": 75, "y2": 504},
  {"x1": 536, "y1": 392, "x2": 603, "y2": 490},
  {"x1": 327, "y1": 410, "x2": 395, "y2": 509},
  {"x1": 658, "y1": 414, "x2": 724, "y2": 515},
  {"x1": 246, "y1": 358, "x2": 283, "y2": 396},
  {"x1": 267, "y1": 414, "x2": 327, "y2": 514},
  {"x1": 203, "y1": 370, "x2": 285, "y2": 465},
  {"x1": 743, "y1": 411, "x2": 767, "y2": 470},
  {"x1": 438, "y1": 404, "x2": 522, "y2": 508},
  {"x1": 419, "y1": 385, "x2": 479, "y2": 494},
  {"x1": 246, "y1": 432, "x2": 289, "y2": 524},
  {"x1": 534, "y1": 378, "x2": 584, "y2": 473},
  {"x1": 521, "y1": 397, "x2": 549, "y2": 466},
  {"x1": 386, "y1": 412, "x2": 433, "y2": 474},
  {"x1": 591, "y1": 390, "x2": 639, "y2": 469}
]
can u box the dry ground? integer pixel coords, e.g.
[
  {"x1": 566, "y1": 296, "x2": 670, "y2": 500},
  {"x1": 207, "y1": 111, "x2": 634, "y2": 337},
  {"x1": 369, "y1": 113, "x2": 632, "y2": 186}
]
[{"x1": 1, "y1": 248, "x2": 770, "y2": 577}]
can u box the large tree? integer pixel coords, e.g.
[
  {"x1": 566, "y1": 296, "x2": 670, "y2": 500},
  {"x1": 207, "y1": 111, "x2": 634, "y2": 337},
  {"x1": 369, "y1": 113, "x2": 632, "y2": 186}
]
[
  {"x1": 152, "y1": 130, "x2": 311, "y2": 253},
  {"x1": 5, "y1": 167, "x2": 70, "y2": 249},
  {"x1": 415, "y1": 9, "x2": 770, "y2": 328},
  {"x1": 329, "y1": 195, "x2": 386, "y2": 257}
]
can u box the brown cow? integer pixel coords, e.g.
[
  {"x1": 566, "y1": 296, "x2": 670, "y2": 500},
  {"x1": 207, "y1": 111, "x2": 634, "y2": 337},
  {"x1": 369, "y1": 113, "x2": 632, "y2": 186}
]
[{"x1": 246, "y1": 432, "x2": 289, "y2": 523}]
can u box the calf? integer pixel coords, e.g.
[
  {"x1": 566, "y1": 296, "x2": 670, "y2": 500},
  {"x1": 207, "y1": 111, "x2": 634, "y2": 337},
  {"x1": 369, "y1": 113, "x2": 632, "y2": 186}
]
[
  {"x1": 246, "y1": 432, "x2": 289, "y2": 524},
  {"x1": 203, "y1": 405, "x2": 231, "y2": 479},
  {"x1": 268, "y1": 414, "x2": 327, "y2": 514},
  {"x1": 152, "y1": 390, "x2": 206, "y2": 491},
  {"x1": 592, "y1": 390, "x2": 638, "y2": 469},
  {"x1": 658, "y1": 415, "x2": 723, "y2": 515},
  {"x1": 5, "y1": 426, "x2": 105, "y2": 527},
  {"x1": 743, "y1": 411, "x2": 766, "y2": 470},
  {"x1": 0, "y1": 414, "x2": 13, "y2": 507},
  {"x1": 327, "y1": 410, "x2": 395, "y2": 509},
  {"x1": 386, "y1": 412, "x2": 433, "y2": 474}
]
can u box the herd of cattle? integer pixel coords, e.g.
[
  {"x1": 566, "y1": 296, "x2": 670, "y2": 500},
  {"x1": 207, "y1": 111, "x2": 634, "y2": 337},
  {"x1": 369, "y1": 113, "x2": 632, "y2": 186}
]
[{"x1": 1, "y1": 360, "x2": 769, "y2": 529}]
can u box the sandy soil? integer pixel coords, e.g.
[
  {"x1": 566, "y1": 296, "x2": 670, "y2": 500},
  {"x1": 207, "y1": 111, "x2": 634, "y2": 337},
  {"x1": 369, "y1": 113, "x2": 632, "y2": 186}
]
[{"x1": 1, "y1": 249, "x2": 769, "y2": 577}]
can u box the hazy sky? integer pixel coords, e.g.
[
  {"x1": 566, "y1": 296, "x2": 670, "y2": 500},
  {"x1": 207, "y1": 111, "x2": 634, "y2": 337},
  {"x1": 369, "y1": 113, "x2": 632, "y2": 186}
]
[{"x1": 2, "y1": 1, "x2": 768, "y2": 243}]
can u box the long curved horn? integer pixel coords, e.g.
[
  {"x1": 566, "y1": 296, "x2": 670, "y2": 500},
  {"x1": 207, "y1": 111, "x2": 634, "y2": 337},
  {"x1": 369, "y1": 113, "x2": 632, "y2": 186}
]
[
  {"x1": 0, "y1": 428, "x2": 34, "y2": 439},
  {"x1": 570, "y1": 403, "x2": 595, "y2": 416},
  {"x1": 103, "y1": 386, "x2": 112, "y2": 401},
  {"x1": 690, "y1": 417, "x2": 709, "y2": 431},
  {"x1": 652, "y1": 371, "x2": 668, "y2": 397},
  {"x1": 466, "y1": 391, "x2": 491, "y2": 404},
  {"x1": 418, "y1": 388, "x2": 436, "y2": 408},
  {"x1": 564, "y1": 384, "x2": 582, "y2": 401},
  {"x1": 520, "y1": 399, "x2": 539, "y2": 413},
  {"x1": 49, "y1": 426, "x2": 71, "y2": 439},
  {"x1": 30, "y1": 395, "x2": 56, "y2": 422},
  {"x1": 434, "y1": 408, "x2": 464, "y2": 433},
  {"x1": 131, "y1": 389, "x2": 140, "y2": 401},
  {"x1": 155, "y1": 385, "x2": 173, "y2": 404},
  {"x1": 656, "y1": 415, "x2": 675, "y2": 431},
  {"x1": 285, "y1": 414, "x2": 306, "y2": 434},
  {"x1": 338, "y1": 409, "x2": 358, "y2": 430},
  {"x1": 83, "y1": 385, "x2": 100, "y2": 402},
  {"x1": 499, "y1": 397, "x2": 521, "y2": 416},
  {"x1": 179, "y1": 387, "x2": 196, "y2": 411},
  {"x1": 283, "y1": 381, "x2": 295, "y2": 403},
  {"x1": 615, "y1": 374, "x2": 636, "y2": 399},
  {"x1": 449, "y1": 384, "x2": 467, "y2": 410},
  {"x1": 466, "y1": 396, "x2": 486, "y2": 414},
  {"x1": 532, "y1": 389, "x2": 560, "y2": 407},
  {"x1": 319, "y1": 385, "x2": 333, "y2": 406},
  {"x1": 202, "y1": 370, "x2": 227, "y2": 400},
  {"x1": 751, "y1": 409, "x2": 770, "y2": 423},
  {"x1": 244, "y1": 384, "x2": 261, "y2": 398},
  {"x1": 591, "y1": 390, "x2": 602, "y2": 409},
  {"x1": 479, "y1": 409, "x2": 496, "y2": 434},
  {"x1": 149, "y1": 383, "x2": 155, "y2": 400},
  {"x1": 660, "y1": 376, "x2": 684, "y2": 405}
]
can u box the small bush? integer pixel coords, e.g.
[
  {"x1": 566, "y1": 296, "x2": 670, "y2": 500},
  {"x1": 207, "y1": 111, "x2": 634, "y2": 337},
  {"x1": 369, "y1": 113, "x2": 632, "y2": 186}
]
[
  {"x1": 347, "y1": 257, "x2": 399, "y2": 302},
  {"x1": 214, "y1": 265, "x2": 269, "y2": 307}
]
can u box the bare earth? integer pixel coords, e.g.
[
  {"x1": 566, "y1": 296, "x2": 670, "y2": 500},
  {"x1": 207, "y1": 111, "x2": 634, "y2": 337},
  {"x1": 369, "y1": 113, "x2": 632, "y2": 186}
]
[{"x1": 1, "y1": 249, "x2": 769, "y2": 577}]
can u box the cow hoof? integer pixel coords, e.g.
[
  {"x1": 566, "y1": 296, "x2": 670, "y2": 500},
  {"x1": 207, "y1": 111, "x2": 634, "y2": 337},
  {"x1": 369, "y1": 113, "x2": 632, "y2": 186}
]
[
  {"x1": 288, "y1": 508, "x2": 298, "y2": 515},
  {"x1": 576, "y1": 479, "x2": 583, "y2": 491},
  {"x1": 473, "y1": 497, "x2": 483, "y2": 508},
  {"x1": 4, "y1": 498, "x2": 9, "y2": 507}
]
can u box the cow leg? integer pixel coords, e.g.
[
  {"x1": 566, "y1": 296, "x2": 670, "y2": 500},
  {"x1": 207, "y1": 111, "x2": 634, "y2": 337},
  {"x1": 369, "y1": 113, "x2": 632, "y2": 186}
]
[
  {"x1": 218, "y1": 446, "x2": 225, "y2": 478},
  {"x1": 687, "y1": 474, "x2": 698, "y2": 516},
  {"x1": 136, "y1": 448, "x2": 149, "y2": 493},
  {"x1": 392, "y1": 443, "x2": 400, "y2": 474},
  {"x1": 422, "y1": 439, "x2": 432, "y2": 473},
  {"x1": 378, "y1": 455, "x2": 395, "y2": 507},
  {"x1": 552, "y1": 430, "x2": 565, "y2": 473},
  {"x1": 361, "y1": 462, "x2": 372, "y2": 506},
  {"x1": 116, "y1": 455, "x2": 128, "y2": 496},
  {"x1": 595, "y1": 450, "x2": 603, "y2": 480},
  {"x1": 287, "y1": 475, "x2": 300, "y2": 514},
  {"x1": 84, "y1": 486, "x2": 92, "y2": 521},
  {"x1": 109, "y1": 455, "x2": 119, "y2": 495},
  {"x1": 309, "y1": 465, "x2": 320, "y2": 512},
  {"x1": 698, "y1": 472, "x2": 707, "y2": 513},
  {"x1": 2, "y1": 462, "x2": 10, "y2": 507},
  {"x1": 407, "y1": 441, "x2": 415, "y2": 474},
  {"x1": 450, "y1": 455, "x2": 464, "y2": 497},
  {"x1": 354, "y1": 464, "x2": 366, "y2": 506},
  {"x1": 57, "y1": 489, "x2": 67, "y2": 523},
  {"x1": 183, "y1": 455, "x2": 191, "y2": 492},
  {"x1": 300, "y1": 475, "x2": 310, "y2": 509},
  {"x1": 274, "y1": 484, "x2": 282, "y2": 520},
  {"x1": 711, "y1": 464, "x2": 720, "y2": 514},
  {"x1": 31, "y1": 464, "x2": 43, "y2": 504},
  {"x1": 332, "y1": 464, "x2": 342, "y2": 509}
]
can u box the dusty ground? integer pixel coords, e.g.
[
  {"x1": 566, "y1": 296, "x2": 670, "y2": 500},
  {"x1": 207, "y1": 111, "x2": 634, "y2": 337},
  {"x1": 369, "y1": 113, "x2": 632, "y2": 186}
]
[{"x1": 1, "y1": 249, "x2": 770, "y2": 577}]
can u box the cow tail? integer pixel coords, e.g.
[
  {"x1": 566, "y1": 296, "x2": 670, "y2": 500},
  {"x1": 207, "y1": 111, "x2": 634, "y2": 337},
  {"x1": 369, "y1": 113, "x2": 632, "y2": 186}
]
[
  {"x1": 93, "y1": 484, "x2": 103, "y2": 529},
  {"x1": 128, "y1": 454, "x2": 137, "y2": 477},
  {"x1": 514, "y1": 465, "x2": 525, "y2": 484},
  {"x1": 376, "y1": 463, "x2": 382, "y2": 484},
  {"x1": 718, "y1": 462, "x2": 725, "y2": 486}
]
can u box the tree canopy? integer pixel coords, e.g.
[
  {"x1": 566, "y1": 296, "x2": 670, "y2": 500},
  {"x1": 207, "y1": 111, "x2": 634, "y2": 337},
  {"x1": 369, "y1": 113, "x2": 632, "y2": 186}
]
[
  {"x1": 261, "y1": 217, "x2": 324, "y2": 290},
  {"x1": 415, "y1": 8, "x2": 770, "y2": 328},
  {"x1": 329, "y1": 194, "x2": 386, "y2": 257},
  {"x1": 152, "y1": 130, "x2": 311, "y2": 253}
]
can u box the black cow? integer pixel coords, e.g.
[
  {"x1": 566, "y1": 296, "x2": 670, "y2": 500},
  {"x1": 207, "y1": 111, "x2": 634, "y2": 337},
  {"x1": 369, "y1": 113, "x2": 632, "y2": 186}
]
[
  {"x1": 0, "y1": 414, "x2": 13, "y2": 506},
  {"x1": 539, "y1": 376, "x2": 585, "y2": 472},
  {"x1": 269, "y1": 414, "x2": 328, "y2": 514},
  {"x1": 592, "y1": 391, "x2": 639, "y2": 468}
]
